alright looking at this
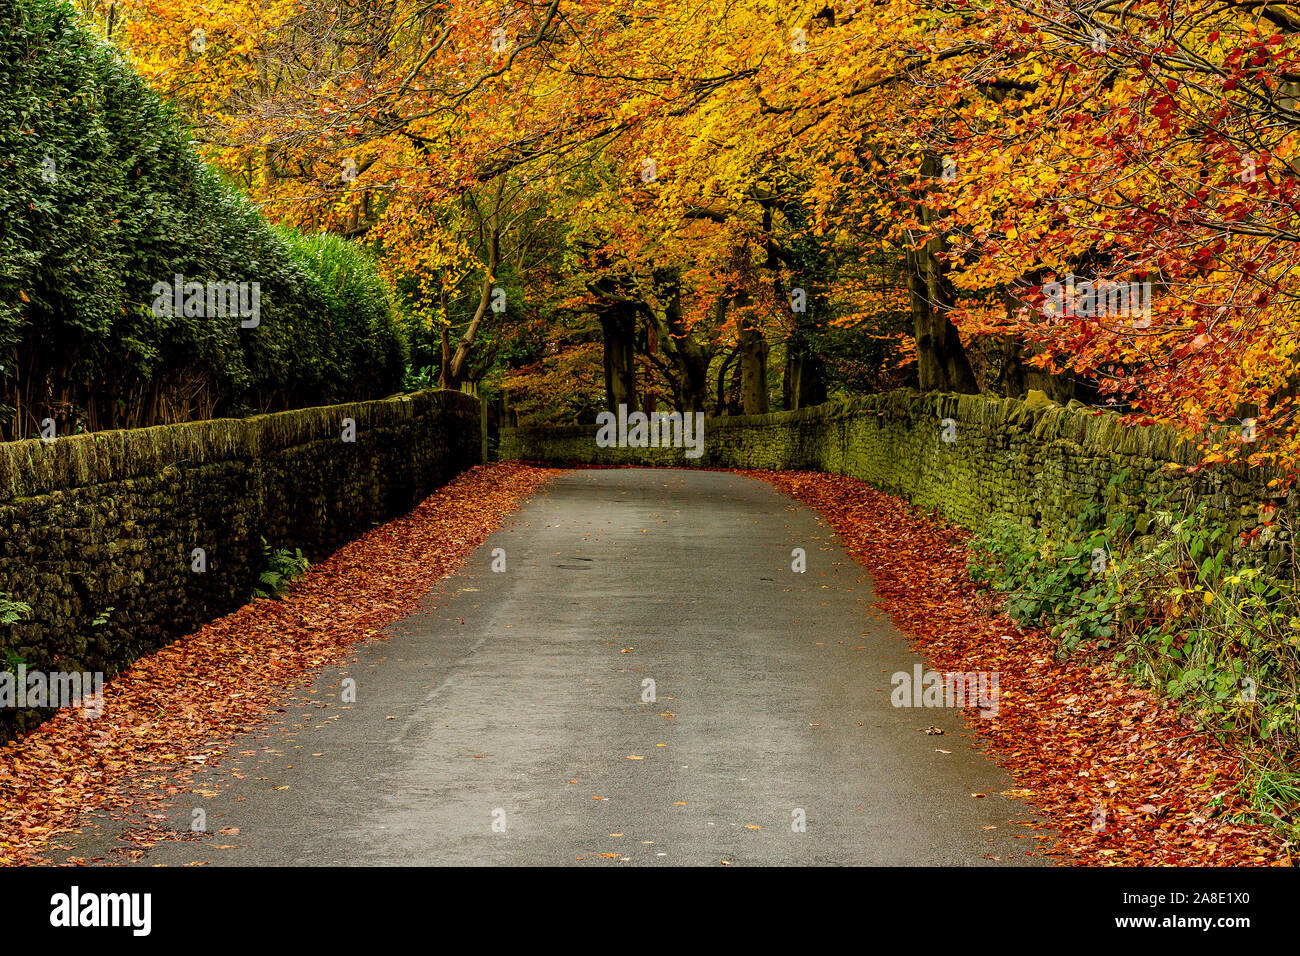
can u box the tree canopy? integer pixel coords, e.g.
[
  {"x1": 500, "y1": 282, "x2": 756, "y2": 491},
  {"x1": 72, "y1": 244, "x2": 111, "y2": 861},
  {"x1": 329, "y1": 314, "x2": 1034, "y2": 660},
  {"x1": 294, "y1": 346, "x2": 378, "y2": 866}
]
[{"x1": 48, "y1": 0, "x2": 1300, "y2": 476}]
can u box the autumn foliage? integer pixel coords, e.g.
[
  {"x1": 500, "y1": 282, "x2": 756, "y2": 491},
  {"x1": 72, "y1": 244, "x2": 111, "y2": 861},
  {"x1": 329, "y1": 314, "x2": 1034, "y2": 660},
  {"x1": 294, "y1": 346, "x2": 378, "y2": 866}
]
[{"x1": 57, "y1": 0, "x2": 1295, "y2": 473}]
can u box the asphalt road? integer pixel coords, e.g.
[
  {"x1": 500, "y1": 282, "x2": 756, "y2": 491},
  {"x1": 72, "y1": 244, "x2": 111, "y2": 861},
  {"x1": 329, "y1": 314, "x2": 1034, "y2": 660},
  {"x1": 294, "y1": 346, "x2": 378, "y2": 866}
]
[{"x1": 66, "y1": 468, "x2": 1049, "y2": 866}]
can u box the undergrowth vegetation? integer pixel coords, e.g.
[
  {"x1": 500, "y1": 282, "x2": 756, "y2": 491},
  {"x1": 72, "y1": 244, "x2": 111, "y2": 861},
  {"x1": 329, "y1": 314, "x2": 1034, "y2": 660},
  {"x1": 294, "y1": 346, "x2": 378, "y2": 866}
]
[
  {"x1": 968, "y1": 484, "x2": 1300, "y2": 839},
  {"x1": 251, "y1": 540, "x2": 310, "y2": 601}
]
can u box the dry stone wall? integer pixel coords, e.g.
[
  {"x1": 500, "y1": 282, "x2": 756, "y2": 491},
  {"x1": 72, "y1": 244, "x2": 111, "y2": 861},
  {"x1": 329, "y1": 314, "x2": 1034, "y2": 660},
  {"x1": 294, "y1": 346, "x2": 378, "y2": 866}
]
[
  {"x1": 0, "y1": 389, "x2": 481, "y2": 740},
  {"x1": 500, "y1": 391, "x2": 1289, "y2": 566}
]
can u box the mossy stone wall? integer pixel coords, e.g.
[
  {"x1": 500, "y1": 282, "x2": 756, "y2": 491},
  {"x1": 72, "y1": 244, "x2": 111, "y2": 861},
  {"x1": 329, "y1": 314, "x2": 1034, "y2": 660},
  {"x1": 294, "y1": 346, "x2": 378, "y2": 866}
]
[
  {"x1": 0, "y1": 389, "x2": 481, "y2": 740},
  {"x1": 500, "y1": 391, "x2": 1289, "y2": 565}
]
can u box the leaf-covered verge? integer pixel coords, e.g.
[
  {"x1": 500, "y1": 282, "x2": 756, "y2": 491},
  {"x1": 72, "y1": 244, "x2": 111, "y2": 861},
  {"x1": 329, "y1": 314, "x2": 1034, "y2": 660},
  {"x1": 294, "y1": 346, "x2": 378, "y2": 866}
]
[
  {"x1": 745, "y1": 469, "x2": 1289, "y2": 866},
  {"x1": 0, "y1": 463, "x2": 556, "y2": 866}
]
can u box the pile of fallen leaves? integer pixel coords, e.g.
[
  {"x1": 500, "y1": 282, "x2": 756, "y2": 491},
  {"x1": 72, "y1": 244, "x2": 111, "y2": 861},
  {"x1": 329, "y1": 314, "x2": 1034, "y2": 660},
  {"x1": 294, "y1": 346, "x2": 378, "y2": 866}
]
[
  {"x1": 742, "y1": 469, "x2": 1289, "y2": 866},
  {"x1": 0, "y1": 463, "x2": 556, "y2": 866}
]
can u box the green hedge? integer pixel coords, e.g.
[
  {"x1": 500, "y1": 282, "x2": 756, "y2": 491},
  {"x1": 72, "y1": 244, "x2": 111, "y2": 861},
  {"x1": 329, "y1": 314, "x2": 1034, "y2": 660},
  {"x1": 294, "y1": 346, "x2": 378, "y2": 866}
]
[{"x1": 0, "y1": 0, "x2": 406, "y2": 439}]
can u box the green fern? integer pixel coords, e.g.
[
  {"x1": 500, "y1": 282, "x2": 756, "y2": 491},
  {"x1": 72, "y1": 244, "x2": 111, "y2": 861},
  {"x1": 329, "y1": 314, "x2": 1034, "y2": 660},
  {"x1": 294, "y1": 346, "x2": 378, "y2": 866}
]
[
  {"x1": 252, "y1": 539, "x2": 310, "y2": 600},
  {"x1": 0, "y1": 594, "x2": 31, "y2": 627}
]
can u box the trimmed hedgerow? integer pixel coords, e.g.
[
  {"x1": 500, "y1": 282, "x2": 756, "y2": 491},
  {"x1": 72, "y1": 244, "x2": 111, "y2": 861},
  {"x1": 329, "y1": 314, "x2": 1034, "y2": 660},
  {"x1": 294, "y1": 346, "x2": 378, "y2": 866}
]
[{"x1": 0, "y1": 0, "x2": 406, "y2": 439}]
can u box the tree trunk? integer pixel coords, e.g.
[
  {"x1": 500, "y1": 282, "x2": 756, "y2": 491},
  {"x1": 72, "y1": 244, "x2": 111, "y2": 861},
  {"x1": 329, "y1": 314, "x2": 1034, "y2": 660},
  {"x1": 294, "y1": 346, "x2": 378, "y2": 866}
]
[
  {"x1": 909, "y1": 154, "x2": 979, "y2": 393},
  {"x1": 727, "y1": 347, "x2": 744, "y2": 415},
  {"x1": 737, "y1": 321, "x2": 769, "y2": 414},
  {"x1": 599, "y1": 303, "x2": 639, "y2": 412},
  {"x1": 675, "y1": 342, "x2": 711, "y2": 413},
  {"x1": 998, "y1": 288, "x2": 1080, "y2": 403},
  {"x1": 715, "y1": 345, "x2": 738, "y2": 416},
  {"x1": 438, "y1": 284, "x2": 451, "y2": 389},
  {"x1": 999, "y1": 335, "x2": 1028, "y2": 399},
  {"x1": 783, "y1": 346, "x2": 827, "y2": 410},
  {"x1": 646, "y1": 269, "x2": 713, "y2": 412},
  {"x1": 447, "y1": 177, "x2": 505, "y2": 388}
]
